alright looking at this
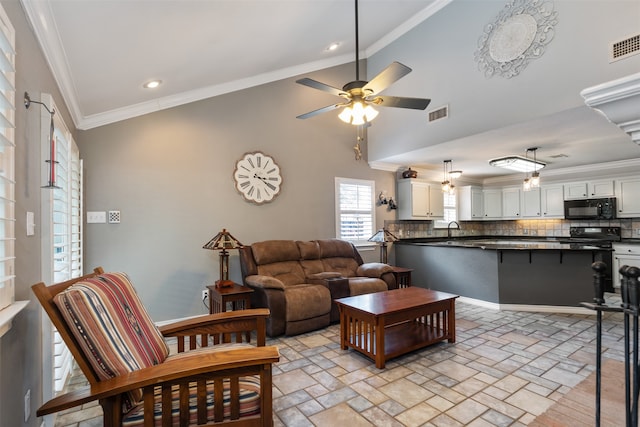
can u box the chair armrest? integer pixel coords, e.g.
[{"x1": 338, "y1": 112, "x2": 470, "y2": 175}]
[
  {"x1": 158, "y1": 308, "x2": 270, "y2": 335},
  {"x1": 37, "y1": 345, "x2": 280, "y2": 417},
  {"x1": 357, "y1": 262, "x2": 394, "y2": 278},
  {"x1": 245, "y1": 275, "x2": 285, "y2": 290}
]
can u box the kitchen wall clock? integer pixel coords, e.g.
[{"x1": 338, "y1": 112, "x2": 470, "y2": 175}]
[
  {"x1": 474, "y1": 0, "x2": 558, "y2": 79},
  {"x1": 233, "y1": 151, "x2": 282, "y2": 204}
]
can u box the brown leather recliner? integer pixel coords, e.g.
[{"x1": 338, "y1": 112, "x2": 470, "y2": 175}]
[{"x1": 239, "y1": 239, "x2": 396, "y2": 337}]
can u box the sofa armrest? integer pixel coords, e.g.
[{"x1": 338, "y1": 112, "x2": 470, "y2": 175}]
[
  {"x1": 245, "y1": 275, "x2": 285, "y2": 290},
  {"x1": 357, "y1": 262, "x2": 394, "y2": 278}
]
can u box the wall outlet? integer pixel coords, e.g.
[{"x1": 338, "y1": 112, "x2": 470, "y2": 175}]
[
  {"x1": 202, "y1": 289, "x2": 208, "y2": 301},
  {"x1": 24, "y1": 389, "x2": 30, "y2": 422}
]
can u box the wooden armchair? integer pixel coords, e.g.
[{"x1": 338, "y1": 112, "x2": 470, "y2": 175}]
[{"x1": 32, "y1": 267, "x2": 280, "y2": 427}]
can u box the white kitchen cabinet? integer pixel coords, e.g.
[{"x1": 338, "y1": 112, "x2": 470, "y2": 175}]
[
  {"x1": 521, "y1": 187, "x2": 541, "y2": 218},
  {"x1": 502, "y1": 187, "x2": 521, "y2": 219},
  {"x1": 615, "y1": 177, "x2": 640, "y2": 218},
  {"x1": 483, "y1": 189, "x2": 502, "y2": 219},
  {"x1": 564, "y1": 180, "x2": 615, "y2": 200},
  {"x1": 613, "y1": 243, "x2": 640, "y2": 289},
  {"x1": 540, "y1": 184, "x2": 564, "y2": 217},
  {"x1": 397, "y1": 179, "x2": 444, "y2": 220},
  {"x1": 458, "y1": 186, "x2": 484, "y2": 220}
]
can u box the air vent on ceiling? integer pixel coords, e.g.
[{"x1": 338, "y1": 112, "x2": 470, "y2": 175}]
[
  {"x1": 610, "y1": 33, "x2": 640, "y2": 62},
  {"x1": 428, "y1": 105, "x2": 448, "y2": 122},
  {"x1": 548, "y1": 153, "x2": 569, "y2": 159}
]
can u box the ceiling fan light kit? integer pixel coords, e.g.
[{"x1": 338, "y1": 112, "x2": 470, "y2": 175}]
[{"x1": 296, "y1": 0, "x2": 430, "y2": 125}]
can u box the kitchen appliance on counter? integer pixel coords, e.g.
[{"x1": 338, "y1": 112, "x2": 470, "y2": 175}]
[
  {"x1": 564, "y1": 197, "x2": 616, "y2": 220},
  {"x1": 560, "y1": 226, "x2": 621, "y2": 292}
]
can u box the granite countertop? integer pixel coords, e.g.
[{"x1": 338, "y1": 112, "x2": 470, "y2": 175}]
[{"x1": 396, "y1": 237, "x2": 610, "y2": 251}]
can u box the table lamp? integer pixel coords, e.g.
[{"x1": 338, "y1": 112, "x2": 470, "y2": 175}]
[
  {"x1": 203, "y1": 228, "x2": 244, "y2": 288},
  {"x1": 368, "y1": 228, "x2": 399, "y2": 264}
]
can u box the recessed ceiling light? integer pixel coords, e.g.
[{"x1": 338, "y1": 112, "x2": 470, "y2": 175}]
[
  {"x1": 143, "y1": 80, "x2": 162, "y2": 89},
  {"x1": 325, "y1": 42, "x2": 340, "y2": 52}
]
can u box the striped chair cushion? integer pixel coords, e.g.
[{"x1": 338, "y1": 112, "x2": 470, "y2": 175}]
[
  {"x1": 122, "y1": 375, "x2": 261, "y2": 426},
  {"x1": 54, "y1": 272, "x2": 169, "y2": 410}
]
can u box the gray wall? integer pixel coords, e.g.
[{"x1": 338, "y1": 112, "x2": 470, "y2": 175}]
[
  {"x1": 77, "y1": 62, "x2": 397, "y2": 321},
  {"x1": 367, "y1": 0, "x2": 640, "y2": 162},
  {"x1": 0, "y1": 1, "x2": 78, "y2": 426}
]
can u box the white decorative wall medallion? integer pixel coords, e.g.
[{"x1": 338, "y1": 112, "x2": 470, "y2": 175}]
[{"x1": 474, "y1": 0, "x2": 558, "y2": 79}]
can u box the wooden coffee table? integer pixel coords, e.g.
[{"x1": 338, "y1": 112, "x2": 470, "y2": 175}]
[{"x1": 335, "y1": 287, "x2": 458, "y2": 368}]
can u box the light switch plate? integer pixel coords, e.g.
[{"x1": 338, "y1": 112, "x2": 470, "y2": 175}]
[
  {"x1": 87, "y1": 211, "x2": 106, "y2": 223},
  {"x1": 26, "y1": 212, "x2": 35, "y2": 236}
]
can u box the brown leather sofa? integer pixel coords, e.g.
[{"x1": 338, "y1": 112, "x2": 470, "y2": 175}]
[{"x1": 239, "y1": 239, "x2": 396, "y2": 337}]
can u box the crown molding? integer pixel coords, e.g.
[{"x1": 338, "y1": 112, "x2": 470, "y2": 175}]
[{"x1": 581, "y1": 72, "x2": 640, "y2": 144}]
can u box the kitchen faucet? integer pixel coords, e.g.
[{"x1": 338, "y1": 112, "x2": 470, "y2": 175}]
[{"x1": 447, "y1": 221, "x2": 461, "y2": 239}]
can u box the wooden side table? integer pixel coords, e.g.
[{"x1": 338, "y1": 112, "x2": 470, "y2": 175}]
[
  {"x1": 207, "y1": 283, "x2": 254, "y2": 314},
  {"x1": 390, "y1": 266, "x2": 413, "y2": 288}
]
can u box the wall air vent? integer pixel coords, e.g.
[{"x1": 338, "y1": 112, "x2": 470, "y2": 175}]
[
  {"x1": 610, "y1": 33, "x2": 640, "y2": 62},
  {"x1": 428, "y1": 105, "x2": 448, "y2": 122}
]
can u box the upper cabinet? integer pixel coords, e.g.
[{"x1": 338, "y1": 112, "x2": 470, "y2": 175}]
[
  {"x1": 563, "y1": 180, "x2": 615, "y2": 200},
  {"x1": 540, "y1": 184, "x2": 564, "y2": 217},
  {"x1": 502, "y1": 187, "x2": 521, "y2": 219},
  {"x1": 397, "y1": 179, "x2": 444, "y2": 220},
  {"x1": 483, "y1": 189, "x2": 502, "y2": 219},
  {"x1": 458, "y1": 186, "x2": 484, "y2": 220},
  {"x1": 615, "y1": 177, "x2": 640, "y2": 218},
  {"x1": 522, "y1": 187, "x2": 542, "y2": 218}
]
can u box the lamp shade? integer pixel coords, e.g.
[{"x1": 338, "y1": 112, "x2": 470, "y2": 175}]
[
  {"x1": 203, "y1": 229, "x2": 243, "y2": 288},
  {"x1": 203, "y1": 229, "x2": 243, "y2": 251}
]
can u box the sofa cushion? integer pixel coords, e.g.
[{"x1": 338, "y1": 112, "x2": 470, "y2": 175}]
[
  {"x1": 300, "y1": 259, "x2": 325, "y2": 277},
  {"x1": 297, "y1": 240, "x2": 320, "y2": 260},
  {"x1": 357, "y1": 262, "x2": 394, "y2": 277},
  {"x1": 317, "y1": 239, "x2": 356, "y2": 258},
  {"x1": 284, "y1": 284, "x2": 331, "y2": 322},
  {"x1": 321, "y1": 257, "x2": 360, "y2": 277},
  {"x1": 348, "y1": 277, "x2": 388, "y2": 296},
  {"x1": 54, "y1": 272, "x2": 169, "y2": 410},
  {"x1": 252, "y1": 240, "x2": 300, "y2": 265},
  {"x1": 257, "y1": 261, "x2": 306, "y2": 286}
]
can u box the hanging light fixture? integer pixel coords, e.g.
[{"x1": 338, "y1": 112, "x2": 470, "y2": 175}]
[
  {"x1": 530, "y1": 147, "x2": 541, "y2": 188},
  {"x1": 523, "y1": 147, "x2": 541, "y2": 191},
  {"x1": 441, "y1": 160, "x2": 451, "y2": 193},
  {"x1": 441, "y1": 160, "x2": 461, "y2": 194}
]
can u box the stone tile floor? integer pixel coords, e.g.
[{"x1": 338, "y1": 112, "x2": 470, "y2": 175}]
[{"x1": 54, "y1": 296, "x2": 626, "y2": 426}]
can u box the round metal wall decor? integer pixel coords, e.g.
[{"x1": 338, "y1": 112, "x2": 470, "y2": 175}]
[{"x1": 474, "y1": 0, "x2": 558, "y2": 79}]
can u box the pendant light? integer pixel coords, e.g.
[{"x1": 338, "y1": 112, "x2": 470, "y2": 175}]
[
  {"x1": 441, "y1": 160, "x2": 461, "y2": 195},
  {"x1": 523, "y1": 147, "x2": 540, "y2": 191},
  {"x1": 530, "y1": 147, "x2": 540, "y2": 188}
]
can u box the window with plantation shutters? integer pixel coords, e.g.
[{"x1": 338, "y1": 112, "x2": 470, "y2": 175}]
[
  {"x1": 0, "y1": 4, "x2": 15, "y2": 314},
  {"x1": 434, "y1": 192, "x2": 458, "y2": 228},
  {"x1": 335, "y1": 178, "x2": 375, "y2": 244}
]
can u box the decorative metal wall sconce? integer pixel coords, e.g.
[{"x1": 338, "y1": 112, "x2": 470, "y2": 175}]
[
  {"x1": 378, "y1": 192, "x2": 397, "y2": 210},
  {"x1": 24, "y1": 92, "x2": 59, "y2": 189}
]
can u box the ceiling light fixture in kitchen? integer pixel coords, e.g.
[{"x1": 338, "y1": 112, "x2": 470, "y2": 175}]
[
  {"x1": 489, "y1": 154, "x2": 546, "y2": 173},
  {"x1": 523, "y1": 147, "x2": 541, "y2": 191},
  {"x1": 441, "y1": 160, "x2": 461, "y2": 194}
]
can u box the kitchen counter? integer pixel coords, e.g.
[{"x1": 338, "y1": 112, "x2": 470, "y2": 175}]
[
  {"x1": 409, "y1": 239, "x2": 607, "y2": 251},
  {"x1": 396, "y1": 238, "x2": 609, "y2": 308}
]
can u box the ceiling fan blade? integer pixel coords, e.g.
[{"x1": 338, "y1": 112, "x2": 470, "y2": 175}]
[
  {"x1": 296, "y1": 78, "x2": 346, "y2": 98},
  {"x1": 363, "y1": 62, "x2": 412, "y2": 95},
  {"x1": 296, "y1": 103, "x2": 344, "y2": 120},
  {"x1": 372, "y1": 95, "x2": 431, "y2": 110}
]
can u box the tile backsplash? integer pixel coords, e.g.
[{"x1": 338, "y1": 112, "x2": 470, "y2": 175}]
[{"x1": 385, "y1": 218, "x2": 640, "y2": 240}]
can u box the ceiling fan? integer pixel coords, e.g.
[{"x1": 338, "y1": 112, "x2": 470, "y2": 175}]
[{"x1": 296, "y1": 0, "x2": 431, "y2": 125}]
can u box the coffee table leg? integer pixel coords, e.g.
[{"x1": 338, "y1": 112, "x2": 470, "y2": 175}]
[
  {"x1": 375, "y1": 317, "x2": 385, "y2": 369},
  {"x1": 339, "y1": 307, "x2": 348, "y2": 350},
  {"x1": 447, "y1": 300, "x2": 456, "y2": 343}
]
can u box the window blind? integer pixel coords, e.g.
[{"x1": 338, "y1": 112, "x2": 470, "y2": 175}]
[
  {"x1": 0, "y1": 4, "x2": 15, "y2": 312},
  {"x1": 336, "y1": 178, "x2": 375, "y2": 243}
]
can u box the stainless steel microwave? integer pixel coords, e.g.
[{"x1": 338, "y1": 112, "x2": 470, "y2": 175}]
[{"x1": 564, "y1": 197, "x2": 616, "y2": 220}]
